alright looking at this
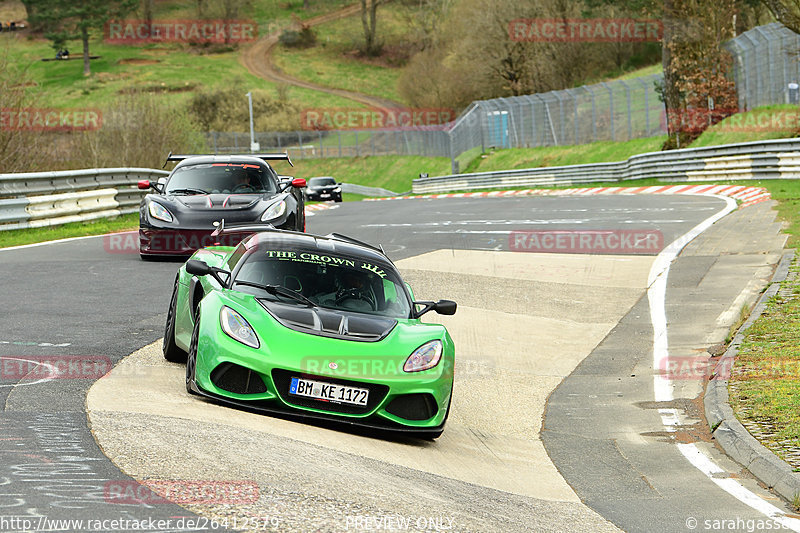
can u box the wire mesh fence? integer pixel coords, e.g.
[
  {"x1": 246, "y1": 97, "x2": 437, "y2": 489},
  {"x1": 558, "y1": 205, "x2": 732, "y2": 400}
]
[
  {"x1": 207, "y1": 72, "x2": 667, "y2": 172},
  {"x1": 726, "y1": 22, "x2": 800, "y2": 110},
  {"x1": 207, "y1": 129, "x2": 453, "y2": 159}
]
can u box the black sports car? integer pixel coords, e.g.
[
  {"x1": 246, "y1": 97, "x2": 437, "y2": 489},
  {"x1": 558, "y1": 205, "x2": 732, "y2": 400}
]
[
  {"x1": 305, "y1": 176, "x2": 342, "y2": 202},
  {"x1": 137, "y1": 153, "x2": 306, "y2": 259}
]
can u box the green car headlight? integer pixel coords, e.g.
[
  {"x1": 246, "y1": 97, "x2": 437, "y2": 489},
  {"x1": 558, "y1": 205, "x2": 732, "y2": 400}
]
[
  {"x1": 148, "y1": 202, "x2": 173, "y2": 223},
  {"x1": 404, "y1": 340, "x2": 443, "y2": 372},
  {"x1": 261, "y1": 200, "x2": 286, "y2": 221},
  {"x1": 220, "y1": 306, "x2": 260, "y2": 349}
]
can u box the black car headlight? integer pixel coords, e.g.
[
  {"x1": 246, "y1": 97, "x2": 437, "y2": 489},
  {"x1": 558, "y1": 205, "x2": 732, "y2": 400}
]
[
  {"x1": 148, "y1": 202, "x2": 174, "y2": 223},
  {"x1": 261, "y1": 200, "x2": 287, "y2": 222}
]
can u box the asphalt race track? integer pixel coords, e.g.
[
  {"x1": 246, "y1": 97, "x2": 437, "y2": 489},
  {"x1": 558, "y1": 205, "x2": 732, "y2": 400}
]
[{"x1": 0, "y1": 194, "x2": 793, "y2": 532}]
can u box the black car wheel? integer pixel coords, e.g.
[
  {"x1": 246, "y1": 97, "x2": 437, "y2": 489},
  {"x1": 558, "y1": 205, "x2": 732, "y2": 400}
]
[
  {"x1": 163, "y1": 278, "x2": 188, "y2": 363},
  {"x1": 185, "y1": 318, "x2": 200, "y2": 395}
]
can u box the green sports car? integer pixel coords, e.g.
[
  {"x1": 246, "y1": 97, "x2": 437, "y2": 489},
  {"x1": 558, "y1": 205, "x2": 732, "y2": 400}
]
[{"x1": 163, "y1": 226, "x2": 457, "y2": 438}]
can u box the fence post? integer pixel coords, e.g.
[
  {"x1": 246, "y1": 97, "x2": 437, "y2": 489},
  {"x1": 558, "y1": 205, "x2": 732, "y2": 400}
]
[
  {"x1": 585, "y1": 85, "x2": 597, "y2": 142},
  {"x1": 601, "y1": 82, "x2": 614, "y2": 141},
  {"x1": 620, "y1": 80, "x2": 632, "y2": 141},
  {"x1": 449, "y1": 130, "x2": 457, "y2": 174},
  {"x1": 297, "y1": 132, "x2": 303, "y2": 159}
]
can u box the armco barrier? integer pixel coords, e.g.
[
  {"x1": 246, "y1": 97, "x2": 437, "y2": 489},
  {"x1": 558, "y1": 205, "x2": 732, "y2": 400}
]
[
  {"x1": 0, "y1": 198, "x2": 30, "y2": 225},
  {"x1": 0, "y1": 168, "x2": 168, "y2": 197},
  {"x1": 0, "y1": 168, "x2": 168, "y2": 231},
  {"x1": 412, "y1": 138, "x2": 800, "y2": 193}
]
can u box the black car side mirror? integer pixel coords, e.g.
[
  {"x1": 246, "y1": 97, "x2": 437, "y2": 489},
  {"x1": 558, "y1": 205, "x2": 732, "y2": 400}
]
[
  {"x1": 413, "y1": 299, "x2": 457, "y2": 318},
  {"x1": 279, "y1": 178, "x2": 306, "y2": 192},
  {"x1": 138, "y1": 179, "x2": 162, "y2": 193},
  {"x1": 434, "y1": 300, "x2": 457, "y2": 315},
  {"x1": 186, "y1": 260, "x2": 230, "y2": 287}
]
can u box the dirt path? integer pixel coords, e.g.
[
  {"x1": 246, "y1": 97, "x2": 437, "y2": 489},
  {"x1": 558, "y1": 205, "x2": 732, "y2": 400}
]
[{"x1": 240, "y1": 3, "x2": 404, "y2": 111}]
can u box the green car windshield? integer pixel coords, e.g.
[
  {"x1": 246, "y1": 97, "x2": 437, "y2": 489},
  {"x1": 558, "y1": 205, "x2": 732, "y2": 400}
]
[
  {"x1": 233, "y1": 250, "x2": 413, "y2": 318},
  {"x1": 167, "y1": 163, "x2": 277, "y2": 195}
]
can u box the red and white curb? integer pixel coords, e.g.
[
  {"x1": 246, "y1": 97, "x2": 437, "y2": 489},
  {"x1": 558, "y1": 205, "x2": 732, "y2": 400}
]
[
  {"x1": 364, "y1": 184, "x2": 771, "y2": 209},
  {"x1": 304, "y1": 203, "x2": 339, "y2": 216}
]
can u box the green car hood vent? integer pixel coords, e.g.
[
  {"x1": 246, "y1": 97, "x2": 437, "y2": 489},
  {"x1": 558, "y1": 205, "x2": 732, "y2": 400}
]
[{"x1": 256, "y1": 299, "x2": 397, "y2": 342}]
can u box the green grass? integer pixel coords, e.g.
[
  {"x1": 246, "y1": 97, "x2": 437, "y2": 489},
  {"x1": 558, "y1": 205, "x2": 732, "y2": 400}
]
[
  {"x1": 729, "y1": 257, "x2": 800, "y2": 454},
  {"x1": 0, "y1": 213, "x2": 138, "y2": 248},
  {"x1": 289, "y1": 154, "x2": 452, "y2": 193},
  {"x1": 271, "y1": 1, "x2": 414, "y2": 105},
  {"x1": 691, "y1": 104, "x2": 800, "y2": 147},
  {"x1": 467, "y1": 136, "x2": 667, "y2": 173},
  {"x1": 1, "y1": 34, "x2": 357, "y2": 111},
  {"x1": 0, "y1": 0, "x2": 359, "y2": 113},
  {"x1": 603, "y1": 63, "x2": 662, "y2": 81}
]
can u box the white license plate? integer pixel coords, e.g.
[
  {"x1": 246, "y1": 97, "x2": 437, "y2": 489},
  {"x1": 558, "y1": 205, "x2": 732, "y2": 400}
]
[
  {"x1": 320, "y1": 193, "x2": 330, "y2": 198},
  {"x1": 289, "y1": 377, "x2": 369, "y2": 406}
]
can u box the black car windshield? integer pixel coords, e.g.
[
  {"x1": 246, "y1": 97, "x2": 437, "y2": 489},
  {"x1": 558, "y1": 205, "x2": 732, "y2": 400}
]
[
  {"x1": 166, "y1": 163, "x2": 277, "y2": 195},
  {"x1": 309, "y1": 177, "x2": 336, "y2": 187},
  {"x1": 232, "y1": 250, "x2": 412, "y2": 318}
]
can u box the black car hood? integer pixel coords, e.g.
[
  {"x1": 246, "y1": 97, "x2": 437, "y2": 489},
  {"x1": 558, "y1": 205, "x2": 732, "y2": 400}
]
[
  {"x1": 257, "y1": 299, "x2": 397, "y2": 342},
  {"x1": 174, "y1": 193, "x2": 262, "y2": 210}
]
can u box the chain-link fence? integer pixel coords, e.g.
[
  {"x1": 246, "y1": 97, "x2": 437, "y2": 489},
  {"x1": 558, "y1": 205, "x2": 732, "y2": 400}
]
[
  {"x1": 725, "y1": 22, "x2": 800, "y2": 110},
  {"x1": 207, "y1": 72, "x2": 667, "y2": 172},
  {"x1": 207, "y1": 129, "x2": 452, "y2": 160}
]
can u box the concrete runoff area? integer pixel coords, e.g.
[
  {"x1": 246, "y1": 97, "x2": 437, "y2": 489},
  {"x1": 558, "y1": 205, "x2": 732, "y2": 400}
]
[{"x1": 87, "y1": 250, "x2": 655, "y2": 531}]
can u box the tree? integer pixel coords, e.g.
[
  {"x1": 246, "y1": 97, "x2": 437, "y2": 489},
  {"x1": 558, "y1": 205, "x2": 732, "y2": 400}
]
[
  {"x1": 761, "y1": 0, "x2": 800, "y2": 31},
  {"x1": 661, "y1": 0, "x2": 738, "y2": 147},
  {"x1": 0, "y1": 52, "x2": 43, "y2": 172},
  {"x1": 141, "y1": 0, "x2": 154, "y2": 26},
  {"x1": 27, "y1": 0, "x2": 137, "y2": 76},
  {"x1": 360, "y1": 0, "x2": 383, "y2": 56}
]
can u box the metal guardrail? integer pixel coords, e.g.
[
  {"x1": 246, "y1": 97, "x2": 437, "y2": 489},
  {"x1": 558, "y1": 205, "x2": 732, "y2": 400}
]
[
  {"x1": 412, "y1": 138, "x2": 800, "y2": 193},
  {"x1": 0, "y1": 168, "x2": 168, "y2": 231},
  {"x1": 0, "y1": 168, "x2": 169, "y2": 197}
]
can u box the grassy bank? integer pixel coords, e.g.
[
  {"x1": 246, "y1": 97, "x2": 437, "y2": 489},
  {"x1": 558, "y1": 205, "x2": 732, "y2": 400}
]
[
  {"x1": 729, "y1": 258, "x2": 800, "y2": 461},
  {"x1": 0, "y1": 213, "x2": 139, "y2": 249}
]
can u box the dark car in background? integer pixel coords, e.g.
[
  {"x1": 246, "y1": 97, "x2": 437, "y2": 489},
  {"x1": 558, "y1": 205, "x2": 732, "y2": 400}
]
[
  {"x1": 305, "y1": 176, "x2": 342, "y2": 202},
  {"x1": 137, "y1": 153, "x2": 306, "y2": 259}
]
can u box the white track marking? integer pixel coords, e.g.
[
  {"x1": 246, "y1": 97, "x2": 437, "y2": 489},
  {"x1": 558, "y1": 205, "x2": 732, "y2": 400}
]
[{"x1": 648, "y1": 194, "x2": 800, "y2": 530}]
